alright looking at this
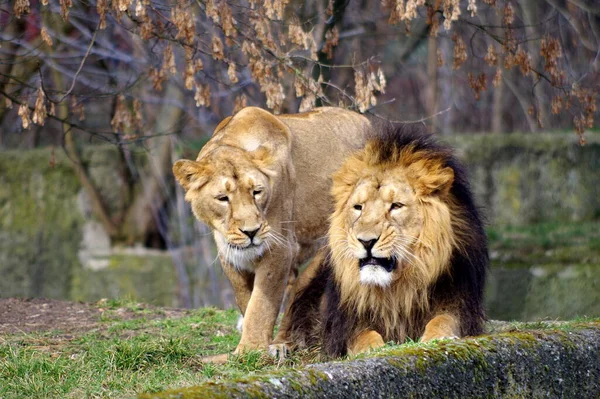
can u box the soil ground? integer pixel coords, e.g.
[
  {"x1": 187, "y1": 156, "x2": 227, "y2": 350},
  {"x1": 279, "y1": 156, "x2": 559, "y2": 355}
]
[{"x1": 0, "y1": 297, "x2": 189, "y2": 335}]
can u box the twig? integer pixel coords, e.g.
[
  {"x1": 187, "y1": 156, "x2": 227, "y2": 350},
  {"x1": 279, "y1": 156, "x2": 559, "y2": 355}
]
[
  {"x1": 54, "y1": 20, "x2": 100, "y2": 103},
  {"x1": 368, "y1": 107, "x2": 452, "y2": 125}
]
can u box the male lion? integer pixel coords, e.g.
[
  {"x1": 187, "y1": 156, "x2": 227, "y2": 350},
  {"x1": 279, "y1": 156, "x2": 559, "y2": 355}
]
[
  {"x1": 279, "y1": 123, "x2": 488, "y2": 357},
  {"x1": 172, "y1": 107, "x2": 370, "y2": 358}
]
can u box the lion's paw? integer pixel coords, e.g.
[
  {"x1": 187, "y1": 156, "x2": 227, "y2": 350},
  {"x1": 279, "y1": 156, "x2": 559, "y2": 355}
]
[{"x1": 268, "y1": 342, "x2": 291, "y2": 360}]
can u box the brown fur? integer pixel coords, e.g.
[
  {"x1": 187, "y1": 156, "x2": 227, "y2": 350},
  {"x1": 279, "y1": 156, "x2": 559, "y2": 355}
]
[
  {"x1": 279, "y1": 124, "x2": 487, "y2": 357},
  {"x1": 173, "y1": 107, "x2": 371, "y2": 359}
]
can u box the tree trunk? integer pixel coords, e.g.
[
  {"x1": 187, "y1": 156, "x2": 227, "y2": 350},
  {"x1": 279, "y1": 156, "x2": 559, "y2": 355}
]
[
  {"x1": 491, "y1": 77, "x2": 505, "y2": 133},
  {"x1": 426, "y1": 35, "x2": 439, "y2": 132},
  {"x1": 121, "y1": 83, "x2": 184, "y2": 244},
  {"x1": 503, "y1": 72, "x2": 539, "y2": 132},
  {"x1": 520, "y1": 1, "x2": 550, "y2": 129},
  {"x1": 53, "y1": 70, "x2": 120, "y2": 237},
  {"x1": 313, "y1": 0, "x2": 349, "y2": 105}
]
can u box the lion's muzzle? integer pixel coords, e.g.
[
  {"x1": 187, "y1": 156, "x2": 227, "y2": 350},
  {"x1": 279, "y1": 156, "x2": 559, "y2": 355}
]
[
  {"x1": 359, "y1": 256, "x2": 396, "y2": 272},
  {"x1": 358, "y1": 256, "x2": 397, "y2": 287}
]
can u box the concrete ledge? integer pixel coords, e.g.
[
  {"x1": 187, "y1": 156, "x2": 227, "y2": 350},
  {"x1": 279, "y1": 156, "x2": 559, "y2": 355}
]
[{"x1": 139, "y1": 322, "x2": 600, "y2": 399}]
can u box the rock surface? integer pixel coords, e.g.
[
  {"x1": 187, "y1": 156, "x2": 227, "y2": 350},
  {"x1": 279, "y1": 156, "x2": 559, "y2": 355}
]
[{"x1": 140, "y1": 322, "x2": 600, "y2": 399}]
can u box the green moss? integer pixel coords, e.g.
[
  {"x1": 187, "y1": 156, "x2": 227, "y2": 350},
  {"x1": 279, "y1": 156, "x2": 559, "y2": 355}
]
[{"x1": 72, "y1": 252, "x2": 179, "y2": 306}]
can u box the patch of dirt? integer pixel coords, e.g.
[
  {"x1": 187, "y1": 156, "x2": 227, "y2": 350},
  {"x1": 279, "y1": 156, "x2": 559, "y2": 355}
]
[{"x1": 0, "y1": 298, "x2": 190, "y2": 335}]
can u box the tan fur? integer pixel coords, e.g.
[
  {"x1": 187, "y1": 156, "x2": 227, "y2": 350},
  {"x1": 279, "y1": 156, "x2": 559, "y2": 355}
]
[
  {"x1": 328, "y1": 140, "x2": 465, "y2": 344},
  {"x1": 173, "y1": 107, "x2": 370, "y2": 357},
  {"x1": 420, "y1": 314, "x2": 460, "y2": 342},
  {"x1": 348, "y1": 330, "x2": 385, "y2": 355}
]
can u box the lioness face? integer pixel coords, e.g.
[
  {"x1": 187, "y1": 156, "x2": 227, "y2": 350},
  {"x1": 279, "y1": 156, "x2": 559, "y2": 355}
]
[
  {"x1": 333, "y1": 167, "x2": 425, "y2": 287},
  {"x1": 174, "y1": 148, "x2": 274, "y2": 271}
]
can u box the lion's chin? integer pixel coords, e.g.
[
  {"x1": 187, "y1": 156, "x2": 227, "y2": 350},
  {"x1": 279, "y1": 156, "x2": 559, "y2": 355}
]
[
  {"x1": 359, "y1": 265, "x2": 393, "y2": 287},
  {"x1": 358, "y1": 257, "x2": 396, "y2": 287}
]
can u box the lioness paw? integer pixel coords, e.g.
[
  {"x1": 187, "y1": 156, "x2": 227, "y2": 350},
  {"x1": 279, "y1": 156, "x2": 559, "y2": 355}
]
[
  {"x1": 236, "y1": 315, "x2": 244, "y2": 333},
  {"x1": 200, "y1": 353, "x2": 229, "y2": 364}
]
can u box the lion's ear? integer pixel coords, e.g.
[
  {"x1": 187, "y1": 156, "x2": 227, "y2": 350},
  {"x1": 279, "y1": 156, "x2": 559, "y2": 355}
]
[
  {"x1": 173, "y1": 159, "x2": 209, "y2": 191},
  {"x1": 410, "y1": 162, "x2": 454, "y2": 197}
]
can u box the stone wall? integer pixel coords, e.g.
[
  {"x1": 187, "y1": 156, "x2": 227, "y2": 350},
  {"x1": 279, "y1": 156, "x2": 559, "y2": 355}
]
[
  {"x1": 447, "y1": 133, "x2": 600, "y2": 225},
  {"x1": 0, "y1": 148, "x2": 83, "y2": 299},
  {"x1": 0, "y1": 147, "x2": 181, "y2": 304}
]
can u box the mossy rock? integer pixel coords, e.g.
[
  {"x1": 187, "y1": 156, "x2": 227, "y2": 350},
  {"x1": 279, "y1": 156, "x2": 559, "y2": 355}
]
[{"x1": 139, "y1": 322, "x2": 600, "y2": 398}]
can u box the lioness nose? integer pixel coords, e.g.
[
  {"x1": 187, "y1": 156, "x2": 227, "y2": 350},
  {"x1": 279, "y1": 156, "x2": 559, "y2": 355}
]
[
  {"x1": 241, "y1": 228, "x2": 260, "y2": 240},
  {"x1": 358, "y1": 239, "x2": 377, "y2": 252}
]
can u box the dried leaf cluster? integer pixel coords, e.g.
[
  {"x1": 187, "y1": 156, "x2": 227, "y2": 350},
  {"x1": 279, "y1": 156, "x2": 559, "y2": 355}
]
[{"x1": 7, "y1": 0, "x2": 598, "y2": 139}]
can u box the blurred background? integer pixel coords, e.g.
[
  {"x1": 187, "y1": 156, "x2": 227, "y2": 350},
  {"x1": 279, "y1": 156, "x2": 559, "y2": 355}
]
[{"x1": 0, "y1": 0, "x2": 598, "y2": 321}]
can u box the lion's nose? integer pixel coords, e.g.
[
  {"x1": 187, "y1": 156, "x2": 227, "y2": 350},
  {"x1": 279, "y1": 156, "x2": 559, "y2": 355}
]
[
  {"x1": 358, "y1": 239, "x2": 377, "y2": 252},
  {"x1": 241, "y1": 228, "x2": 260, "y2": 240}
]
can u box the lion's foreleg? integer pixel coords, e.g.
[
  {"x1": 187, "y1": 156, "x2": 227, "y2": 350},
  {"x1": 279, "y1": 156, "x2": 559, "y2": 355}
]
[
  {"x1": 348, "y1": 330, "x2": 385, "y2": 355},
  {"x1": 420, "y1": 313, "x2": 460, "y2": 342},
  {"x1": 235, "y1": 251, "x2": 292, "y2": 353}
]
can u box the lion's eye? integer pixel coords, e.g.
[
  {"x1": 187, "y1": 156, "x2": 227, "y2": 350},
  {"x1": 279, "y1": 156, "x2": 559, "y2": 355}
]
[
  {"x1": 253, "y1": 189, "x2": 262, "y2": 196},
  {"x1": 353, "y1": 204, "x2": 363, "y2": 211},
  {"x1": 216, "y1": 195, "x2": 229, "y2": 202},
  {"x1": 390, "y1": 202, "x2": 404, "y2": 210}
]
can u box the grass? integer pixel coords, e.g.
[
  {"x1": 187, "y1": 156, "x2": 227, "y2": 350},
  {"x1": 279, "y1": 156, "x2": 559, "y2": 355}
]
[
  {"x1": 0, "y1": 300, "x2": 326, "y2": 399},
  {"x1": 0, "y1": 305, "x2": 242, "y2": 398},
  {"x1": 2, "y1": 297, "x2": 598, "y2": 399}
]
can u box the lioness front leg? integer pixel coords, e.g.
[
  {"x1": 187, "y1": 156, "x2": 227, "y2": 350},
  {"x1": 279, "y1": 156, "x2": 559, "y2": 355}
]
[
  {"x1": 348, "y1": 330, "x2": 385, "y2": 355},
  {"x1": 420, "y1": 313, "x2": 460, "y2": 342},
  {"x1": 270, "y1": 249, "x2": 326, "y2": 357},
  {"x1": 198, "y1": 262, "x2": 254, "y2": 364},
  {"x1": 235, "y1": 250, "x2": 291, "y2": 353},
  {"x1": 221, "y1": 261, "x2": 254, "y2": 314}
]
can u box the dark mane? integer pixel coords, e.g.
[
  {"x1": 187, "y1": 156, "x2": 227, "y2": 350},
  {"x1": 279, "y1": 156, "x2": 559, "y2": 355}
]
[{"x1": 367, "y1": 121, "x2": 454, "y2": 165}]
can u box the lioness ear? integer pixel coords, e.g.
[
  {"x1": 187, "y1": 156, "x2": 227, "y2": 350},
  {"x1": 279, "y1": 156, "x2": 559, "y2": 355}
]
[
  {"x1": 172, "y1": 159, "x2": 208, "y2": 191},
  {"x1": 410, "y1": 162, "x2": 454, "y2": 196}
]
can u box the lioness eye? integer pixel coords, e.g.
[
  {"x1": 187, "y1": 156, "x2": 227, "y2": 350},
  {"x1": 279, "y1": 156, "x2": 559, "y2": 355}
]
[
  {"x1": 390, "y1": 202, "x2": 404, "y2": 210},
  {"x1": 253, "y1": 190, "x2": 262, "y2": 196},
  {"x1": 353, "y1": 204, "x2": 363, "y2": 211},
  {"x1": 216, "y1": 195, "x2": 229, "y2": 202}
]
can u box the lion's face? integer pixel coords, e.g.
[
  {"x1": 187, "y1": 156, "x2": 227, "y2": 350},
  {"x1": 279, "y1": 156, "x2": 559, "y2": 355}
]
[
  {"x1": 332, "y1": 168, "x2": 425, "y2": 288},
  {"x1": 330, "y1": 143, "x2": 456, "y2": 291},
  {"x1": 173, "y1": 146, "x2": 275, "y2": 270}
]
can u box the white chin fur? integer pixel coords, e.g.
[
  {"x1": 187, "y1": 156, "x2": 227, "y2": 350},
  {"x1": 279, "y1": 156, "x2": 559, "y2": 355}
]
[
  {"x1": 214, "y1": 232, "x2": 264, "y2": 272},
  {"x1": 359, "y1": 265, "x2": 393, "y2": 287}
]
